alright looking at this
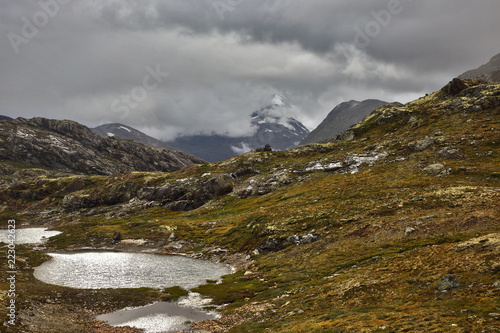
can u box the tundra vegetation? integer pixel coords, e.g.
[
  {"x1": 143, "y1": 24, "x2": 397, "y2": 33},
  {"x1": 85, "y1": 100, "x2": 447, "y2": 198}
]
[{"x1": 0, "y1": 79, "x2": 499, "y2": 332}]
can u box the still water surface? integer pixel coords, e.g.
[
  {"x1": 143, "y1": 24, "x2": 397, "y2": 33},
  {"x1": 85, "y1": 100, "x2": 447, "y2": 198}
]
[
  {"x1": 0, "y1": 228, "x2": 61, "y2": 244},
  {"x1": 33, "y1": 251, "x2": 231, "y2": 289},
  {"x1": 97, "y1": 298, "x2": 217, "y2": 333}
]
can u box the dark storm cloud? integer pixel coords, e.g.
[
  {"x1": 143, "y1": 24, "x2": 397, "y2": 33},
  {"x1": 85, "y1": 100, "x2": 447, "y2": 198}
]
[{"x1": 0, "y1": 0, "x2": 499, "y2": 140}]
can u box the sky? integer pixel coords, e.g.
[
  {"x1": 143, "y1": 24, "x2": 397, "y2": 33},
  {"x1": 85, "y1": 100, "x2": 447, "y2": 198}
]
[{"x1": 1, "y1": 0, "x2": 499, "y2": 141}]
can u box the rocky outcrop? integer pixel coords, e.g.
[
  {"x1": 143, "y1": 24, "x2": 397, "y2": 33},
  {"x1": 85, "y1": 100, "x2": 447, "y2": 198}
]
[
  {"x1": 0, "y1": 117, "x2": 206, "y2": 175},
  {"x1": 441, "y1": 78, "x2": 468, "y2": 96}
]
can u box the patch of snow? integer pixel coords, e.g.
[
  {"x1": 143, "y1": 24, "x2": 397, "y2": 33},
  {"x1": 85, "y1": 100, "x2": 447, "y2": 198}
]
[
  {"x1": 271, "y1": 94, "x2": 285, "y2": 106},
  {"x1": 118, "y1": 126, "x2": 131, "y2": 132},
  {"x1": 278, "y1": 120, "x2": 296, "y2": 131},
  {"x1": 178, "y1": 292, "x2": 214, "y2": 308},
  {"x1": 305, "y1": 162, "x2": 343, "y2": 173},
  {"x1": 120, "y1": 239, "x2": 148, "y2": 245},
  {"x1": 107, "y1": 132, "x2": 115, "y2": 137}
]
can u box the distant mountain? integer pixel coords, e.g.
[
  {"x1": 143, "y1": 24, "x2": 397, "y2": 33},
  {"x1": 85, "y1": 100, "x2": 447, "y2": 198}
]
[
  {"x1": 459, "y1": 53, "x2": 500, "y2": 82},
  {"x1": 0, "y1": 115, "x2": 13, "y2": 121},
  {"x1": 167, "y1": 94, "x2": 310, "y2": 162},
  {"x1": 167, "y1": 134, "x2": 243, "y2": 163},
  {"x1": 91, "y1": 123, "x2": 171, "y2": 149},
  {"x1": 0, "y1": 117, "x2": 205, "y2": 175},
  {"x1": 301, "y1": 99, "x2": 388, "y2": 145}
]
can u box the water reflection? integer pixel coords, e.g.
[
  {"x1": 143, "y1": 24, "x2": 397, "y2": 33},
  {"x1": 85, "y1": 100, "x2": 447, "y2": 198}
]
[
  {"x1": 97, "y1": 297, "x2": 217, "y2": 333},
  {"x1": 34, "y1": 251, "x2": 231, "y2": 289},
  {"x1": 0, "y1": 228, "x2": 61, "y2": 244}
]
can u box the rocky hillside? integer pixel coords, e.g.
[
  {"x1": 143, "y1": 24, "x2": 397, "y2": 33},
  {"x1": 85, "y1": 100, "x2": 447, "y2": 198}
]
[
  {"x1": 168, "y1": 94, "x2": 310, "y2": 162},
  {"x1": 301, "y1": 99, "x2": 388, "y2": 145},
  {"x1": 459, "y1": 52, "x2": 500, "y2": 82},
  {"x1": 91, "y1": 123, "x2": 172, "y2": 149},
  {"x1": 0, "y1": 79, "x2": 499, "y2": 332},
  {"x1": 0, "y1": 115, "x2": 12, "y2": 121},
  {"x1": 0, "y1": 117, "x2": 205, "y2": 175}
]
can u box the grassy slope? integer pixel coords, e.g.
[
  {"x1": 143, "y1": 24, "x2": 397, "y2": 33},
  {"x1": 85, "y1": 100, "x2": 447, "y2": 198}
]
[{"x1": 1, "y1": 81, "x2": 499, "y2": 332}]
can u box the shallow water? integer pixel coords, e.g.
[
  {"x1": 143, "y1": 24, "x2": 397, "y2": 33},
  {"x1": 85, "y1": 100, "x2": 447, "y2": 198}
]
[
  {"x1": 0, "y1": 228, "x2": 62, "y2": 244},
  {"x1": 97, "y1": 297, "x2": 217, "y2": 333},
  {"x1": 33, "y1": 251, "x2": 231, "y2": 289}
]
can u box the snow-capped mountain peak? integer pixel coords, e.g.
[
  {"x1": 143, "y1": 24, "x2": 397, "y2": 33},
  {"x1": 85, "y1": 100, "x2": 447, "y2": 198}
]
[{"x1": 271, "y1": 93, "x2": 286, "y2": 106}]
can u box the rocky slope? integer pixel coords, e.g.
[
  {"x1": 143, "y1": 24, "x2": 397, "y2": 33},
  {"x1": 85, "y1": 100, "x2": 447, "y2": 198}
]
[
  {"x1": 168, "y1": 94, "x2": 310, "y2": 162},
  {"x1": 91, "y1": 123, "x2": 172, "y2": 149},
  {"x1": 0, "y1": 115, "x2": 12, "y2": 121},
  {"x1": 459, "y1": 52, "x2": 500, "y2": 82},
  {"x1": 301, "y1": 99, "x2": 388, "y2": 144},
  {"x1": 0, "y1": 117, "x2": 205, "y2": 175},
  {"x1": 0, "y1": 79, "x2": 499, "y2": 332}
]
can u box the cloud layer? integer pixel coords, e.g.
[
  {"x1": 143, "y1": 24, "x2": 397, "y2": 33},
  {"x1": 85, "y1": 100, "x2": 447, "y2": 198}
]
[{"x1": 1, "y1": 0, "x2": 499, "y2": 140}]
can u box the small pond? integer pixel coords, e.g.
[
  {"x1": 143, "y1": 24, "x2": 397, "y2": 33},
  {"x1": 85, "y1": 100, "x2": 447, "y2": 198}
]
[
  {"x1": 96, "y1": 295, "x2": 217, "y2": 333},
  {"x1": 0, "y1": 228, "x2": 62, "y2": 244},
  {"x1": 33, "y1": 251, "x2": 231, "y2": 289}
]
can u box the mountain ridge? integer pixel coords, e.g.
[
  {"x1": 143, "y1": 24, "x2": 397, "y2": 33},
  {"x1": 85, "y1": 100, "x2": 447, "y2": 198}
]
[
  {"x1": 91, "y1": 123, "x2": 172, "y2": 149},
  {"x1": 459, "y1": 52, "x2": 500, "y2": 82},
  {"x1": 0, "y1": 117, "x2": 205, "y2": 175},
  {"x1": 301, "y1": 99, "x2": 388, "y2": 145}
]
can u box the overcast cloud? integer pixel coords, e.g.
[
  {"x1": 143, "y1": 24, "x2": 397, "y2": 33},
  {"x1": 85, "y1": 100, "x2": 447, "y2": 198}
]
[{"x1": 1, "y1": 0, "x2": 499, "y2": 140}]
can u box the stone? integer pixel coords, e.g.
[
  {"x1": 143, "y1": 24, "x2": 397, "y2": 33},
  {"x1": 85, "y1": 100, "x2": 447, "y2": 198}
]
[
  {"x1": 492, "y1": 281, "x2": 500, "y2": 289},
  {"x1": 112, "y1": 231, "x2": 122, "y2": 242},
  {"x1": 408, "y1": 137, "x2": 434, "y2": 152},
  {"x1": 441, "y1": 78, "x2": 468, "y2": 96},
  {"x1": 488, "y1": 313, "x2": 500, "y2": 319},
  {"x1": 423, "y1": 164, "x2": 445, "y2": 176},
  {"x1": 437, "y1": 147, "x2": 463, "y2": 159},
  {"x1": 257, "y1": 237, "x2": 290, "y2": 253},
  {"x1": 437, "y1": 274, "x2": 460, "y2": 291},
  {"x1": 203, "y1": 174, "x2": 234, "y2": 196},
  {"x1": 287, "y1": 234, "x2": 320, "y2": 245},
  {"x1": 405, "y1": 227, "x2": 415, "y2": 235}
]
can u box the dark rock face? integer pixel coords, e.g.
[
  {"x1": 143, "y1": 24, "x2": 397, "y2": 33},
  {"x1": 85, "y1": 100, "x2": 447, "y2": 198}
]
[
  {"x1": 0, "y1": 117, "x2": 206, "y2": 175},
  {"x1": 441, "y1": 78, "x2": 468, "y2": 96},
  {"x1": 257, "y1": 237, "x2": 290, "y2": 253},
  {"x1": 301, "y1": 99, "x2": 388, "y2": 145},
  {"x1": 112, "y1": 232, "x2": 122, "y2": 242}
]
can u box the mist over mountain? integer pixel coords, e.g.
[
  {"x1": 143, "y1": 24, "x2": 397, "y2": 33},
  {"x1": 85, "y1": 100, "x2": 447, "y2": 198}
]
[
  {"x1": 167, "y1": 94, "x2": 310, "y2": 162},
  {"x1": 301, "y1": 99, "x2": 388, "y2": 145}
]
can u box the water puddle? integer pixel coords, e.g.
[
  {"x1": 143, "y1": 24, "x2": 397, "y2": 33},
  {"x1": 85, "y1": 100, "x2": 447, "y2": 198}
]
[
  {"x1": 0, "y1": 228, "x2": 61, "y2": 244},
  {"x1": 33, "y1": 251, "x2": 231, "y2": 289},
  {"x1": 97, "y1": 294, "x2": 217, "y2": 333}
]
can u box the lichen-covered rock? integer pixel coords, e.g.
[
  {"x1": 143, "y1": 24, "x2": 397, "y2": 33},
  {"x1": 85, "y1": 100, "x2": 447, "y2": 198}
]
[
  {"x1": 203, "y1": 174, "x2": 234, "y2": 196},
  {"x1": 437, "y1": 274, "x2": 460, "y2": 290},
  {"x1": 423, "y1": 164, "x2": 445, "y2": 176},
  {"x1": 408, "y1": 137, "x2": 434, "y2": 152}
]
